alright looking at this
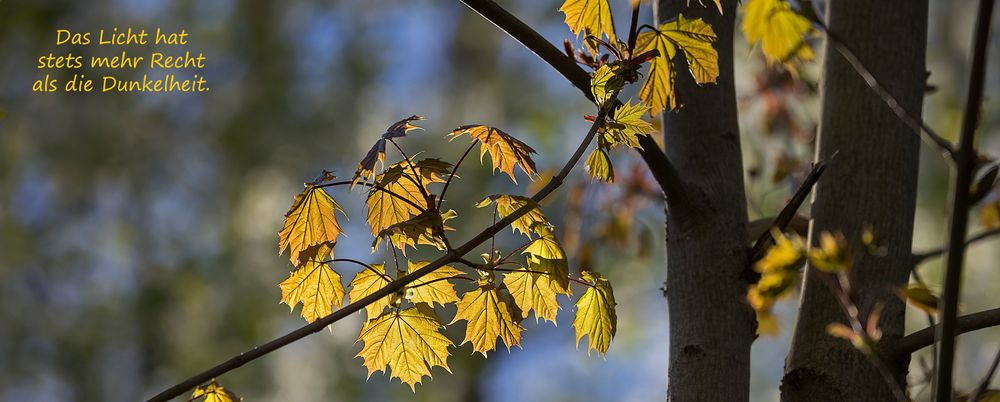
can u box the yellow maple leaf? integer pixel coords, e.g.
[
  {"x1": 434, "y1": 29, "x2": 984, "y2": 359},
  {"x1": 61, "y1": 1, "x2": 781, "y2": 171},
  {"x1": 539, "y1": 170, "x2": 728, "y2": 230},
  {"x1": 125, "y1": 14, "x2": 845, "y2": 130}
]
[
  {"x1": 807, "y1": 231, "x2": 851, "y2": 273},
  {"x1": 741, "y1": 0, "x2": 815, "y2": 67},
  {"x1": 366, "y1": 161, "x2": 442, "y2": 236},
  {"x1": 451, "y1": 283, "x2": 523, "y2": 356},
  {"x1": 449, "y1": 125, "x2": 538, "y2": 183},
  {"x1": 590, "y1": 64, "x2": 623, "y2": 106},
  {"x1": 559, "y1": 0, "x2": 617, "y2": 53},
  {"x1": 523, "y1": 233, "x2": 570, "y2": 293},
  {"x1": 475, "y1": 194, "x2": 550, "y2": 238},
  {"x1": 279, "y1": 243, "x2": 346, "y2": 323},
  {"x1": 406, "y1": 260, "x2": 463, "y2": 307},
  {"x1": 352, "y1": 115, "x2": 425, "y2": 187},
  {"x1": 348, "y1": 263, "x2": 394, "y2": 318},
  {"x1": 503, "y1": 268, "x2": 561, "y2": 323},
  {"x1": 586, "y1": 148, "x2": 615, "y2": 183},
  {"x1": 191, "y1": 380, "x2": 240, "y2": 402},
  {"x1": 356, "y1": 304, "x2": 453, "y2": 391},
  {"x1": 601, "y1": 100, "x2": 654, "y2": 149},
  {"x1": 635, "y1": 15, "x2": 719, "y2": 114},
  {"x1": 373, "y1": 209, "x2": 458, "y2": 252},
  {"x1": 573, "y1": 271, "x2": 617, "y2": 355},
  {"x1": 278, "y1": 184, "x2": 345, "y2": 266}
]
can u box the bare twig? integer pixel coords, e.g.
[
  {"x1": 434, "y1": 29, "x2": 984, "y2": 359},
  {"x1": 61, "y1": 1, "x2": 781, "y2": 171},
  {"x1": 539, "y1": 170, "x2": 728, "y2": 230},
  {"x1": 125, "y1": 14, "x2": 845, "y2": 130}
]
[
  {"x1": 911, "y1": 227, "x2": 1000, "y2": 266},
  {"x1": 934, "y1": 1, "x2": 995, "y2": 400},
  {"x1": 968, "y1": 346, "x2": 1000, "y2": 402},
  {"x1": 893, "y1": 308, "x2": 1000, "y2": 358},
  {"x1": 810, "y1": 18, "x2": 957, "y2": 159},
  {"x1": 743, "y1": 160, "x2": 826, "y2": 283},
  {"x1": 316, "y1": 180, "x2": 426, "y2": 212},
  {"x1": 458, "y1": 0, "x2": 689, "y2": 205}
]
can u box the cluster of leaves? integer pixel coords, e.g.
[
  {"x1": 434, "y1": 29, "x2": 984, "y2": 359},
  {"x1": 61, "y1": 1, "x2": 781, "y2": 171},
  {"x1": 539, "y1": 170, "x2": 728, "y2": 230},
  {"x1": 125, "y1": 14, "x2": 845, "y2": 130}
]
[{"x1": 271, "y1": 114, "x2": 621, "y2": 390}]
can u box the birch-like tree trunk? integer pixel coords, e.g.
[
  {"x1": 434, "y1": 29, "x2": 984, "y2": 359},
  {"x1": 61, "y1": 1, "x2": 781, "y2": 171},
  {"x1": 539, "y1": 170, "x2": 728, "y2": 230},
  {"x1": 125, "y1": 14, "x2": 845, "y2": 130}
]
[{"x1": 783, "y1": 1, "x2": 928, "y2": 400}]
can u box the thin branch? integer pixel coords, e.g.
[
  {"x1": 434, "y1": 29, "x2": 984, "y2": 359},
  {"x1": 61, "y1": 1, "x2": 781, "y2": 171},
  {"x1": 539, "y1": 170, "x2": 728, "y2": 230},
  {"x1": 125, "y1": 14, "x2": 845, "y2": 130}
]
[
  {"x1": 316, "y1": 180, "x2": 426, "y2": 212},
  {"x1": 491, "y1": 267, "x2": 593, "y2": 288},
  {"x1": 387, "y1": 138, "x2": 431, "y2": 206},
  {"x1": 145, "y1": 91, "x2": 615, "y2": 402},
  {"x1": 437, "y1": 140, "x2": 478, "y2": 210},
  {"x1": 911, "y1": 227, "x2": 1000, "y2": 265},
  {"x1": 407, "y1": 275, "x2": 476, "y2": 290},
  {"x1": 969, "y1": 346, "x2": 1000, "y2": 402},
  {"x1": 809, "y1": 18, "x2": 957, "y2": 160},
  {"x1": 893, "y1": 308, "x2": 1000, "y2": 358},
  {"x1": 742, "y1": 160, "x2": 826, "y2": 283},
  {"x1": 626, "y1": 2, "x2": 641, "y2": 54},
  {"x1": 934, "y1": 1, "x2": 995, "y2": 399},
  {"x1": 320, "y1": 258, "x2": 393, "y2": 282},
  {"x1": 458, "y1": 0, "x2": 689, "y2": 205}
]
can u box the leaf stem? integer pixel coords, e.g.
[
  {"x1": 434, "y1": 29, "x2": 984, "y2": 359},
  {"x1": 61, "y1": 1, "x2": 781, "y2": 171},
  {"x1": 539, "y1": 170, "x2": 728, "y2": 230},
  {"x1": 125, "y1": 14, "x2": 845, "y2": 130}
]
[
  {"x1": 437, "y1": 139, "x2": 479, "y2": 210},
  {"x1": 316, "y1": 180, "x2": 426, "y2": 212},
  {"x1": 388, "y1": 138, "x2": 432, "y2": 207}
]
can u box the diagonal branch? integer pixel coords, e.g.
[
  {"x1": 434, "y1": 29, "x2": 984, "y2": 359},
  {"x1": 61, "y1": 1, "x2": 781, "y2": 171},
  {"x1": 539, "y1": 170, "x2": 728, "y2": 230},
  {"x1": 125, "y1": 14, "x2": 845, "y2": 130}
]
[
  {"x1": 807, "y1": 17, "x2": 957, "y2": 160},
  {"x1": 146, "y1": 95, "x2": 616, "y2": 402},
  {"x1": 458, "y1": 0, "x2": 688, "y2": 204}
]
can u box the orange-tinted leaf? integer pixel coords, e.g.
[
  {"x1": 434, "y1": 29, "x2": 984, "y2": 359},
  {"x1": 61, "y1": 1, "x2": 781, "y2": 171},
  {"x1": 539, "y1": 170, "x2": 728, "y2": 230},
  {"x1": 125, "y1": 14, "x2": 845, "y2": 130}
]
[
  {"x1": 449, "y1": 125, "x2": 537, "y2": 183},
  {"x1": 352, "y1": 115, "x2": 425, "y2": 187}
]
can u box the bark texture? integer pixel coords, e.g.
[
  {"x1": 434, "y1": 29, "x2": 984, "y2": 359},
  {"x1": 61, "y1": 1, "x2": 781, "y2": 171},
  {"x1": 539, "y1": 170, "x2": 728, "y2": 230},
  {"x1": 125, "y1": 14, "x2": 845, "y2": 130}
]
[
  {"x1": 783, "y1": 1, "x2": 928, "y2": 401},
  {"x1": 655, "y1": 1, "x2": 756, "y2": 401}
]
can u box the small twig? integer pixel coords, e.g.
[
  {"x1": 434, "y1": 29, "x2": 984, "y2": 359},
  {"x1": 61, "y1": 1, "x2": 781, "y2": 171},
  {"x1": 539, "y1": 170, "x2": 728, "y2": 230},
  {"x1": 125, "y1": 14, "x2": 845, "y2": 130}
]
[
  {"x1": 969, "y1": 346, "x2": 1000, "y2": 402},
  {"x1": 911, "y1": 227, "x2": 1000, "y2": 266},
  {"x1": 626, "y1": 2, "x2": 641, "y2": 54},
  {"x1": 743, "y1": 160, "x2": 826, "y2": 283},
  {"x1": 491, "y1": 267, "x2": 593, "y2": 288},
  {"x1": 809, "y1": 18, "x2": 957, "y2": 160},
  {"x1": 316, "y1": 180, "x2": 426, "y2": 212},
  {"x1": 321, "y1": 258, "x2": 392, "y2": 282},
  {"x1": 438, "y1": 140, "x2": 478, "y2": 210},
  {"x1": 893, "y1": 307, "x2": 1000, "y2": 358},
  {"x1": 406, "y1": 275, "x2": 476, "y2": 291},
  {"x1": 387, "y1": 138, "x2": 431, "y2": 206}
]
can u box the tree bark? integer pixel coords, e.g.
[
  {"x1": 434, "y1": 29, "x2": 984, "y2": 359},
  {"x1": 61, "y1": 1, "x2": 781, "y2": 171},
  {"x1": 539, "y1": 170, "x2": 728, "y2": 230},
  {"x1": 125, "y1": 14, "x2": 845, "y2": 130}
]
[
  {"x1": 654, "y1": 1, "x2": 756, "y2": 401},
  {"x1": 783, "y1": 1, "x2": 928, "y2": 401}
]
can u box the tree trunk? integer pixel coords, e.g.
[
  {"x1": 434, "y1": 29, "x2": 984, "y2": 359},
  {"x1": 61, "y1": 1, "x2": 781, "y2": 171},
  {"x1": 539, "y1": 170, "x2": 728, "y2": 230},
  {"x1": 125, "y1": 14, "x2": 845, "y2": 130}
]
[
  {"x1": 783, "y1": 1, "x2": 928, "y2": 401},
  {"x1": 654, "y1": 1, "x2": 756, "y2": 401}
]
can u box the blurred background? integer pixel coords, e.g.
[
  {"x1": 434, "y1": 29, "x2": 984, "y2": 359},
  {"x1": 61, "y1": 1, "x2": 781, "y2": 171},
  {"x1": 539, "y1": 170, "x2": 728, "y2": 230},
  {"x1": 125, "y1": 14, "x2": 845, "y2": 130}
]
[{"x1": 0, "y1": 0, "x2": 998, "y2": 401}]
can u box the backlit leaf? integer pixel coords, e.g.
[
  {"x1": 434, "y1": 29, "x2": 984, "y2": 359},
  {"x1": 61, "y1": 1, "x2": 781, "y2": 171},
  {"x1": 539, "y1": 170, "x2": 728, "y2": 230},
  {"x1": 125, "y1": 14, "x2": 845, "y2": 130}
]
[
  {"x1": 504, "y1": 268, "x2": 561, "y2": 323},
  {"x1": 601, "y1": 100, "x2": 654, "y2": 149},
  {"x1": 475, "y1": 194, "x2": 549, "y2": 239},
  {"x1": 898, "y1": 283, "x2": 939, "y2": 315},
  {"x1": 741, "y1": 0, "x2": 814, "y2": 67},
  {"x1": 524, "y1": 233, "x2": 570, "y2": 292},
  {"x1": 356, "y1": 304, "x2": 453, "y2": 391},
  {"x1": 452, "y1": 283, "x2": 523, "y2": 356},
  {"x1": 591, "y1": 64, "x2": 623, "y2": 106},
  {"x1": 586, "y1": 148, "x2": 615, "y2": 183},
  {"x1": 560, "y1": 0, "x2": 617, "y2": 53},
  {"x1": 348, "y1": 263, "x2": 393, "y2": 318},
  {"x1": 352, "y1": 115, "x2": 425, "y2": 187},
  {"x1": 366, "y1": 161, "x2": 441, "y2": 236},
  {"x1": 573, "y1": 271, "x2": 617, "y2": 355},
  {"x1": 191, "y1": 380, "x2": 240, "y2": 402},
  {"x1": 280, "y1": 244, "x2": 346, "y2": 323},
  {"x1": 406, "y1": 260, "x2": 463, "y2": 307},
  {"x1": 635, "y1": 15, "x2": 719, "y2": 113},
  {"x1": 278, "y1": 184, "x2": 345, "y2": 266},
  {"x1": 373, "y1": 209, "x2": 458, "y2": 252},
  {"x1": 449, "y1": 125, "x2": 538, "y2": 183}
]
